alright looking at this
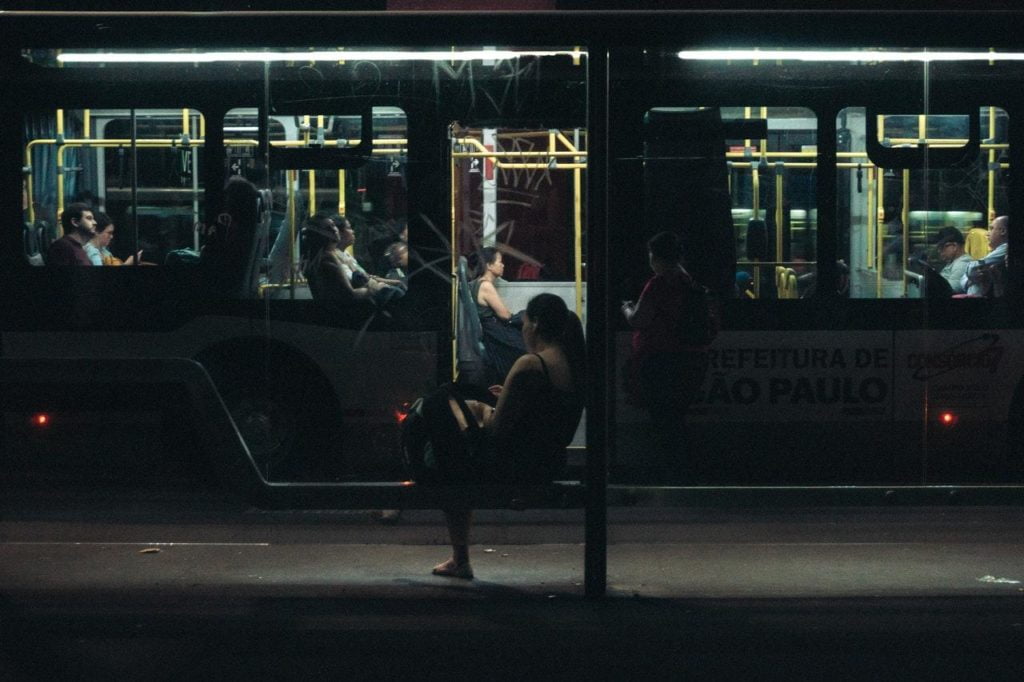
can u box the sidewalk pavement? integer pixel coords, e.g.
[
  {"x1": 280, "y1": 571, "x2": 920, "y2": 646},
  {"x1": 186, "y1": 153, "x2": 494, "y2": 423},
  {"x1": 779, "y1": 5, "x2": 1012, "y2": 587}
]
[{"x1": 3, "y1": 500, "x2": 1024, "y2": 679}]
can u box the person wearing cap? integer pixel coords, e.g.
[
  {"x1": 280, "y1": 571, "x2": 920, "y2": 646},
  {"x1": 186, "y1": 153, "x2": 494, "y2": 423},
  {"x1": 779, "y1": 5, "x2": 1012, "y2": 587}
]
[
  {"x1": 933, "y1": 226, "x2": 972, "y2": 294},
  {"x1": 961, "y1": 215, "x2": 1009, "y2": 297}
]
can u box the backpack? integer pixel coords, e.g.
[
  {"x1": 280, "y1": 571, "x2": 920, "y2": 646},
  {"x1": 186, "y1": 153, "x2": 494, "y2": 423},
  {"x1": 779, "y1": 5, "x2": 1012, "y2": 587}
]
[
  {"x1": 676, "y1": 280, "x2": 720, "y2": 347},
  {"x1": 401, "y1": 384, "x2": 482, "y2": 483}
]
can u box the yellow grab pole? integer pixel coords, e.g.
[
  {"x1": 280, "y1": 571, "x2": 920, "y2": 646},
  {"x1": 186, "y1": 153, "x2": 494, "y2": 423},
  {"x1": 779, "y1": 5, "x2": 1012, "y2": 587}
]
[
  {"x1": 83, "y1": 109, "x2": 91, "y2": 138},
  {"x1": 761, "y1": 106, "x2": 769, "y2": 224},
  {"x1": 866, "y1": 166, "x2": 876, "y2": 268},
  {"x1": 902, "y1": 169, "x2": 911, "y2": 297},
  {"x1": 56, "y1": 110, "x2": 66, "y2": 231},
  {"x1": 876, "y1": 165, "x2": 885, "y2": 297},
  {"x1": 745, "y1": 107, "x2": 760, "y2": 219},
  {"x1": 182, "y1": 108, "x2": 190, "y2": 136},
  {"x1": 288, "y1": 169, "x2": 297, "y2": 296},
  {"x1": 451, "y1": 149, "x2": 458, "y2": 381},
  {"x1": 774, "y1": 171, "x2": 783, "y2": 261},
  {"x1": 56, "y1": 146, "x2": 66, "y2": 235},
  {"x1": 308, "y1": 169, "x2": 316, "y2": 216},
  {"x1": 338, "y1": 169, "x2": 346, "y2": 216},
  {"x1": 988, "y1": 106, "x2": 996, "y2": 221},
  {"x1": 556, "y1": 131, "x2": 579, "y2": 153},
  {"x1": 574, "y1": 165, "x2": 583, "y2": 318}
]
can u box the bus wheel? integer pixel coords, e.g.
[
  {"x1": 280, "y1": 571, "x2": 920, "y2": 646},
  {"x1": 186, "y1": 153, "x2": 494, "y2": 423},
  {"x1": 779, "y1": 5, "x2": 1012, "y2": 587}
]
[{"x1": 195, "y1": 338, "x2": 343, "y2": 482}]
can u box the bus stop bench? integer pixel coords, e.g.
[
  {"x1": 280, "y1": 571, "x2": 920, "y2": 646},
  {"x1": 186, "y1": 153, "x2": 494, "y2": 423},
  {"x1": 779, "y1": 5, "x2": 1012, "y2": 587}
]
[{"x1": 254, "y1": 480, "x2": 586, "y2": 511}]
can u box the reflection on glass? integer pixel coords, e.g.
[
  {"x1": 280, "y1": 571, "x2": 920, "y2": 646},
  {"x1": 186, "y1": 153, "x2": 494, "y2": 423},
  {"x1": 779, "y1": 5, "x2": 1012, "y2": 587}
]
[{"x1": 223, "y1": 107, "x2": 409, "y2": 302}]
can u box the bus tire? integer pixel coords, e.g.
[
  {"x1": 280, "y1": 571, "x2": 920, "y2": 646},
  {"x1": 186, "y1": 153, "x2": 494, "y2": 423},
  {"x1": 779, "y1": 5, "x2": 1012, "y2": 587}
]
[{"x1": 194, "y1": 338, "x2": 344, "y2": 482}]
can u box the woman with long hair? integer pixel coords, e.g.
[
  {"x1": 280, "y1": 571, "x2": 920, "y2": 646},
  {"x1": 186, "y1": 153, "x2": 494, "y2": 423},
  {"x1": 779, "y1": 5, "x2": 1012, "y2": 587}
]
[
  {"x1": 432, "y1": 293, "x2": 586, "y2": 580},
  {"x1": 302, "y1": 212, "x2": 405, "y2": 303}
]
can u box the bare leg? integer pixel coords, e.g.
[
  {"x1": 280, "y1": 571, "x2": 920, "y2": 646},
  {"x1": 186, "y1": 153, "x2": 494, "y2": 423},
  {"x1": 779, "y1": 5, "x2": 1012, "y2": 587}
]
[{"x1": 433, "y1": 508, "x2": 474, "y2": 579}]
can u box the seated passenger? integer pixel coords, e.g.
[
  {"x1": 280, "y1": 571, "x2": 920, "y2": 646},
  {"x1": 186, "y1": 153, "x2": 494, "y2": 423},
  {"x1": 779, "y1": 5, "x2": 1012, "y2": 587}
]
[
  {"x1": 931, "y1": 226, "x2": 971, "y2": 294},
  {"x1": 384, "y1": 241, "x2": 409, "y2": 285},
  {"x1": 302, "y1": 213, "x2": 405, "y2": 305},
  {"x1": 45, "y1": 202, "x2": 96, "y2": 266},
  {"x1": 961, "y1": 215, "x2": 1009, "y2": 297},
  {"x1": 470, "y1": 247, "x2": 527, "y2": 382},
  {"x1": 735, "y1": 270, "x2": 756, "y2": 299},
  {"x1": 85, "y1": 212, "x2": 141, "y2": 266},
  {"x1": 431, "y1": 293, "x2": 586, "y2": 580}
]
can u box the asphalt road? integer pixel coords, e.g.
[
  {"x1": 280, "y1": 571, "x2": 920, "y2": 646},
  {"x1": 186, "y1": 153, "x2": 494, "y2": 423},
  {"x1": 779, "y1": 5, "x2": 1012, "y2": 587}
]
[{"x1": 2, "y1": 489, "x2": 1024, "y2": 679}]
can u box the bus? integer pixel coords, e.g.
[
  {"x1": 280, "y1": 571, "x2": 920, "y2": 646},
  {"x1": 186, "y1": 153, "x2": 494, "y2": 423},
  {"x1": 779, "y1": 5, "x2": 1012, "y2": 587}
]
[{"x1": 0, "y1": 9, "x2": 1021, "y2": 495}]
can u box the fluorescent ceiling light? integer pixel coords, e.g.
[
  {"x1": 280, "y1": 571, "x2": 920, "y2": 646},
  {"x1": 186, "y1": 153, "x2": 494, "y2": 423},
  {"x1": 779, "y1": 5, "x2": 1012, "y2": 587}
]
[
  {"x1": 678, "y1": 49, "x2": 1023, "y2": 62},
  {"x1": 57, "y1": 49, "x2": 582, "y2": 64}
]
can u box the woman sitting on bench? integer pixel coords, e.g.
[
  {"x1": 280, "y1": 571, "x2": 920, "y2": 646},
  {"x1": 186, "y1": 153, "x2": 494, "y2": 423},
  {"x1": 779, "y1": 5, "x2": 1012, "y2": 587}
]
[{"x1": 433, "y1": 293, "x2": 586, "y2": 579}]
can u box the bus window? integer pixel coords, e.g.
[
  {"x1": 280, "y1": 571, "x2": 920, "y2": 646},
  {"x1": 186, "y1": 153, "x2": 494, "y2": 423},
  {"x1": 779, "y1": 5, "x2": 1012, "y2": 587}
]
[
  {"x1": 838, "y1": 107, "x2": 1009, "y2": 299},
  {"x1": 224, "y1": 107, "x2": 409, "y2": 300},
  {"x1": 640, "y1": 107, "x2": 817, "y2": 300},
  {"x1": 454, "y1": 124, "x2": 589, "y2": 385},
  {"x1": 25, "y1": 108, "x2": 205, "y2": 267},
  {"x1": 724, "y1": 107, "x2": 817, "y2": 300}
]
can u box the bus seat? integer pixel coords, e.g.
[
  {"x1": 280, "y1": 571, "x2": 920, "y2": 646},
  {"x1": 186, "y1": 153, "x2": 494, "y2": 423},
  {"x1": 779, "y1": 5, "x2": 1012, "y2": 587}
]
[
  {"x1": 965, "y1": 227, "x2": 989, "y2": 259},
  {"x1": 206, "y1": 182, "x2": 270, "y2": 299},
  {"x1": 456, "y1": 255, "x2": 490, "y2": 385},
  {"x1": 746, "y1": 219, "x2": 768, "y2": 260},
  {"x1": 775, "y1": 266, "x2": 798, "y2": 299},
  {"x1": 786, "y1": 270, "x2": 798, "y2": 298},
  {"x1": 516, "y1": 263, "x2": 541, "y2": 280}
]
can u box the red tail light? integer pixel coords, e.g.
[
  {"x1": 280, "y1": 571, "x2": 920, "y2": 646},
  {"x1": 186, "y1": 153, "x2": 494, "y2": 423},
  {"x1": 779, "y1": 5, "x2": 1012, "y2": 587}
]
[{"x1": 939, "y1": 411, "x2": 958, "y2": 427}]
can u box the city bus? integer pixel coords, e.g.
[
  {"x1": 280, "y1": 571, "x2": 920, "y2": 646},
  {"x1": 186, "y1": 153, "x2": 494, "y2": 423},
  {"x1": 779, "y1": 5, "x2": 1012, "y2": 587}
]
[{"x1": 0, "y1": 9, "x2": 1021, "y2": 496}]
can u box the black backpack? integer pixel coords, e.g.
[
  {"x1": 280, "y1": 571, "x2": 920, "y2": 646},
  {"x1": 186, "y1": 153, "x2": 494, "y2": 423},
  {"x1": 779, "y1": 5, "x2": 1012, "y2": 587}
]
[
  {"x1": 401, "y1": 384, "x2": 482, "y2": 483},
  {"x1": 676, "y1": 280, "x2": 720, "y2": 347}
]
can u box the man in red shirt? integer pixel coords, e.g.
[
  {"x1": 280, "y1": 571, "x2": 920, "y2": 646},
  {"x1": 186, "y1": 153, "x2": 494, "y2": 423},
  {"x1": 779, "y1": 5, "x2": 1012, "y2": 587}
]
[{"x1": 45, "y1": 202, "x2": 97, "y2": 266}]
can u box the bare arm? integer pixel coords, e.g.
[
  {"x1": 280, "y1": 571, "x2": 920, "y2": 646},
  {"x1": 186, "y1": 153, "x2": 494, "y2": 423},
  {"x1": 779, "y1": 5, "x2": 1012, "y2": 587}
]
[
  {"x1": 623, "y1": 283, "x2": 657, "y2": 328},
  {"x1": 477, "y1": 279, "x2": 513, "y2": 320},
  {"x1": 487, "y1": 354, "x2": 544, "y2": 437},
  {"x1": 324, "y1": 257, "x2": 373, "y2": 300}
]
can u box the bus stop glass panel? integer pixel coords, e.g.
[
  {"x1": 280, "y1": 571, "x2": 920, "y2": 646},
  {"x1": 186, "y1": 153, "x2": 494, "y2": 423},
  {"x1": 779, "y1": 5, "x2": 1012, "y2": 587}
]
[{"x1": 258, "y1": 48, "x2": 586, "y2": 484}]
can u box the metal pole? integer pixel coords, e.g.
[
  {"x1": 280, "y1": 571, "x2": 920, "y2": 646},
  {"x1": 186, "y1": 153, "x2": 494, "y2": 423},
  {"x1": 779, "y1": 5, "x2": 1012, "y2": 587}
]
[
  {"x1": 584, "y1": 45, "x2": 608, "y2": 599},
  {"x1": 816, "y1": 108, "x2": 838, "y2": 298}
]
